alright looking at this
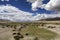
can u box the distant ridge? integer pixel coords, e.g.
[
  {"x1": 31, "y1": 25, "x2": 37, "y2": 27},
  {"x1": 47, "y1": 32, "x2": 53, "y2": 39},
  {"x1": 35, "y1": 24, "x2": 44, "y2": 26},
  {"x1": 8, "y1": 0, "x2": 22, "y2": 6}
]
[
  {"x1": 40, "y1": 17, "x2": 60, "y2": 21},
  {"x1": 0, "y1": 19, "x2": 13, "y2": 23}
]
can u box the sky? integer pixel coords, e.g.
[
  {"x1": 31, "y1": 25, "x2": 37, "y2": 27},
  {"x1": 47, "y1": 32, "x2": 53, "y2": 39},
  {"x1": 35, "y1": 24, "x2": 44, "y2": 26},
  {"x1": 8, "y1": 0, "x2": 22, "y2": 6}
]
[
  {"x1": 0, "y1": 0, "x2": 52, "y2": 13},
  {"x1": 0, "y1": 0, "x2": 60, "y2": 22}
]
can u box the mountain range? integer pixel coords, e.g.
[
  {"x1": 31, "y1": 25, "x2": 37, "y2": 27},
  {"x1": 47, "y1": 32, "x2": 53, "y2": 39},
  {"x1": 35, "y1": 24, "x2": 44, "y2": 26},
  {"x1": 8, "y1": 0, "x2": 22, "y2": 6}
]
[{"x1": 40, "y1": 17, "x2": 60, "y2": 21}]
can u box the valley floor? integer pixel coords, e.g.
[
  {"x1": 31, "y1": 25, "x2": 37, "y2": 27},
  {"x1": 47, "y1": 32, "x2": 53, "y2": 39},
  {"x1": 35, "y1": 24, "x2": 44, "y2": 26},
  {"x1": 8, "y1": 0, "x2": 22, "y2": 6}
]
[{"x1": 0, "y1": 21, "x2": 60, "y2": 40}]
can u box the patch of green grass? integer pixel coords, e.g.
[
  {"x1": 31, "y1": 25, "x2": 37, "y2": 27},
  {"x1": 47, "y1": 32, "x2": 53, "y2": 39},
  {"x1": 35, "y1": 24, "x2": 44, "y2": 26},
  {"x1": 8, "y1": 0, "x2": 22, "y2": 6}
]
[{"x1": 21, "y1": 25, "x2": 57, "y2": 40}]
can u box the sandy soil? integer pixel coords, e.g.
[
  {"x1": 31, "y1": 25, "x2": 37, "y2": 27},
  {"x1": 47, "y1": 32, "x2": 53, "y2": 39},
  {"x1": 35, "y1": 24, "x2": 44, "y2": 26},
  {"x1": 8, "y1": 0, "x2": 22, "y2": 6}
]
[
  {"x1": 0, "y1": 27, "x2": 15, "y2": 40},
  {"x1": 0, "y1": 24, "x2": 60, "y2": 40},
  {"x1": 45, "y1": 24, "x2": 60, "y2": 40}
]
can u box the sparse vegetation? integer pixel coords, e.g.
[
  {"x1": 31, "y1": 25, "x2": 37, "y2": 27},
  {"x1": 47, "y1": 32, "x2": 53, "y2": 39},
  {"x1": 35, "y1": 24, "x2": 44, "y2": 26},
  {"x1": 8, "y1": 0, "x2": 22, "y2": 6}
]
[
  {"x1": 0, "y1": 21, "x2": 59, "y2": 40},
  {"x1": 20, "y1": 24, "x2": 57, "y2": 40}
]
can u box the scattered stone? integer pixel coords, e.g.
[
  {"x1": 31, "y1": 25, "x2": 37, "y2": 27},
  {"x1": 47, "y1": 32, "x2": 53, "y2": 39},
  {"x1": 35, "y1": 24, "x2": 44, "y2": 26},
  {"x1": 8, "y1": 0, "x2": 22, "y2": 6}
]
[
  {"x1": 12, "y1": 30, "x2": 16, "y2": 31},
  {"x1": 14, "y1": 26, "x2": 17, "y2": 29},
  {"x1": 25, "y1": 33, "x2": 29, "y2": 36},
  {"x1": 6, "y1": 25, "x2": 9, "y2": 27},
  {"x1": 34, "y1": 37, "x2": 38, "y2": 40},
  {"x1": 18, "y1": 28, "x2": 21, "y2": 31},
  {"x1": 13, "y1": 33, "x2": 16, "y2": 35},
  {"x1": 14, "y1": 35, "x2": 20, "y2": 40},
  {"x1": 48, "y1": 26, "x2": 56, "y2": 28},
  {"x1": 17, "y1": 33, "x2": 21, "y2": 35},
  {"x1": 2, "y1": 26, "x2": 5, "y2": 28}
]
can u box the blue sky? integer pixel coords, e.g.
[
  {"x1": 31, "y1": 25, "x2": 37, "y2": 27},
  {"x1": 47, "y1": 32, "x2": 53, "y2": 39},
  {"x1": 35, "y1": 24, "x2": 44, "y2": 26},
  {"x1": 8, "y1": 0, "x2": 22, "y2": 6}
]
[
  {"x1": 0, "y1": 0, "x2": 60, "y2": 22},
  {"x1": 0, "y1": 0, "x2": 53, "y2": 14}
]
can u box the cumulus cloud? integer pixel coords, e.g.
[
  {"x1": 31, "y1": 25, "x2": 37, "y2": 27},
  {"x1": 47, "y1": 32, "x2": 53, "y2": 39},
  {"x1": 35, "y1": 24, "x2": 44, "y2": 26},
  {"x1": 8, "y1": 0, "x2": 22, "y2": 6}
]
[
  {"x1": 27, "y1": 0, "x2": 36, "y2": 3},
  {"x1": 45, "y1": 0, "x2": 60, "y2": 11},
  {"x1": 33, "y1": 13, "x2": 60, "y2": 21},
  {"x1": 31, "y1": 0, "x2": 44, "y2": 11},
  {"x1": 27, "y1": 0, "x2": 43, "y2": 11},
  {"x1": 1, "y1": 0, "x2": 4, "y2": 1},
  {"x1": 27, "y1": 0, "x2": 44, "y2": 11},
  {"x1": 0, "y1": 5, "x2": 32, "y2": 22},
  {"x1": 1, "y1": 4, "x2": 60, "y2": 22},
  {"x1": 0, "y1": 5, "x2": 34, "y2": 22},
  {"x1": 1, "y1": 0, "x2": 9, "y2": 1},
  {"x1": 27, "y1": 0, "x2": 60, "y2": 11},
  {"x1": 6, "y1": 0, "x2": 9, "y2": 1}
]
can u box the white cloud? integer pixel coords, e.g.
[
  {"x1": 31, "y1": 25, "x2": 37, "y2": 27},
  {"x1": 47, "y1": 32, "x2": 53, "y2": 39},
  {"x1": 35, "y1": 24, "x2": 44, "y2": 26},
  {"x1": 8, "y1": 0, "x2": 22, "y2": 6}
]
[
  {"x1": 32, "y1": 13, "x2": 60, "y2": 21},
  {"x1": 27, "y1": 0, "x2": 36, "y2": 3},
  {"x1": 45, "y1": 0, "x2": 60, "y2": 11},
  {"x1": 27, "y1": 0, "x2": 43, "y2": 11},
  {"x1": 1, "y1": 0, "x2": 9, "y2": 1},
  {"x1": 1, "y1": 4, "x2": 60, "y2": 22},
  {"x1": 0, "y1": 5, "x2": 34, "y2": 22},
  {"x1": 1, "y1": 0, "x2": 4, "y2": 1},
  {"x1": 6, "y1": 0, "x2": 9, "y2": 1},
  {"x1": 27, "y1": 0, "x2": 60, "y2": 11}
]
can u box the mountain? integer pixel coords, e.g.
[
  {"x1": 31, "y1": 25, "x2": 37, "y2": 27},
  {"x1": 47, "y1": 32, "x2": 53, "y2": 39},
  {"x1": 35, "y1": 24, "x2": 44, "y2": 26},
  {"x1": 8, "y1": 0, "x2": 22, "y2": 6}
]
[
  {"x1": 0, "y1": 19, "x2": 14, "y2": 23},
  {"x1": 40, "y1": 17, "x2": 60, "y2": 21}
]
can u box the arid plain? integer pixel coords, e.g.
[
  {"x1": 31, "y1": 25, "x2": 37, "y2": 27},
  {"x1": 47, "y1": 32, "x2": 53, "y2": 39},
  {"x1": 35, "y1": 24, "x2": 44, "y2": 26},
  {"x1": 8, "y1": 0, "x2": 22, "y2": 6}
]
[{"x1": 0, "y1": 21, "x2": 60, "y2": 40}]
